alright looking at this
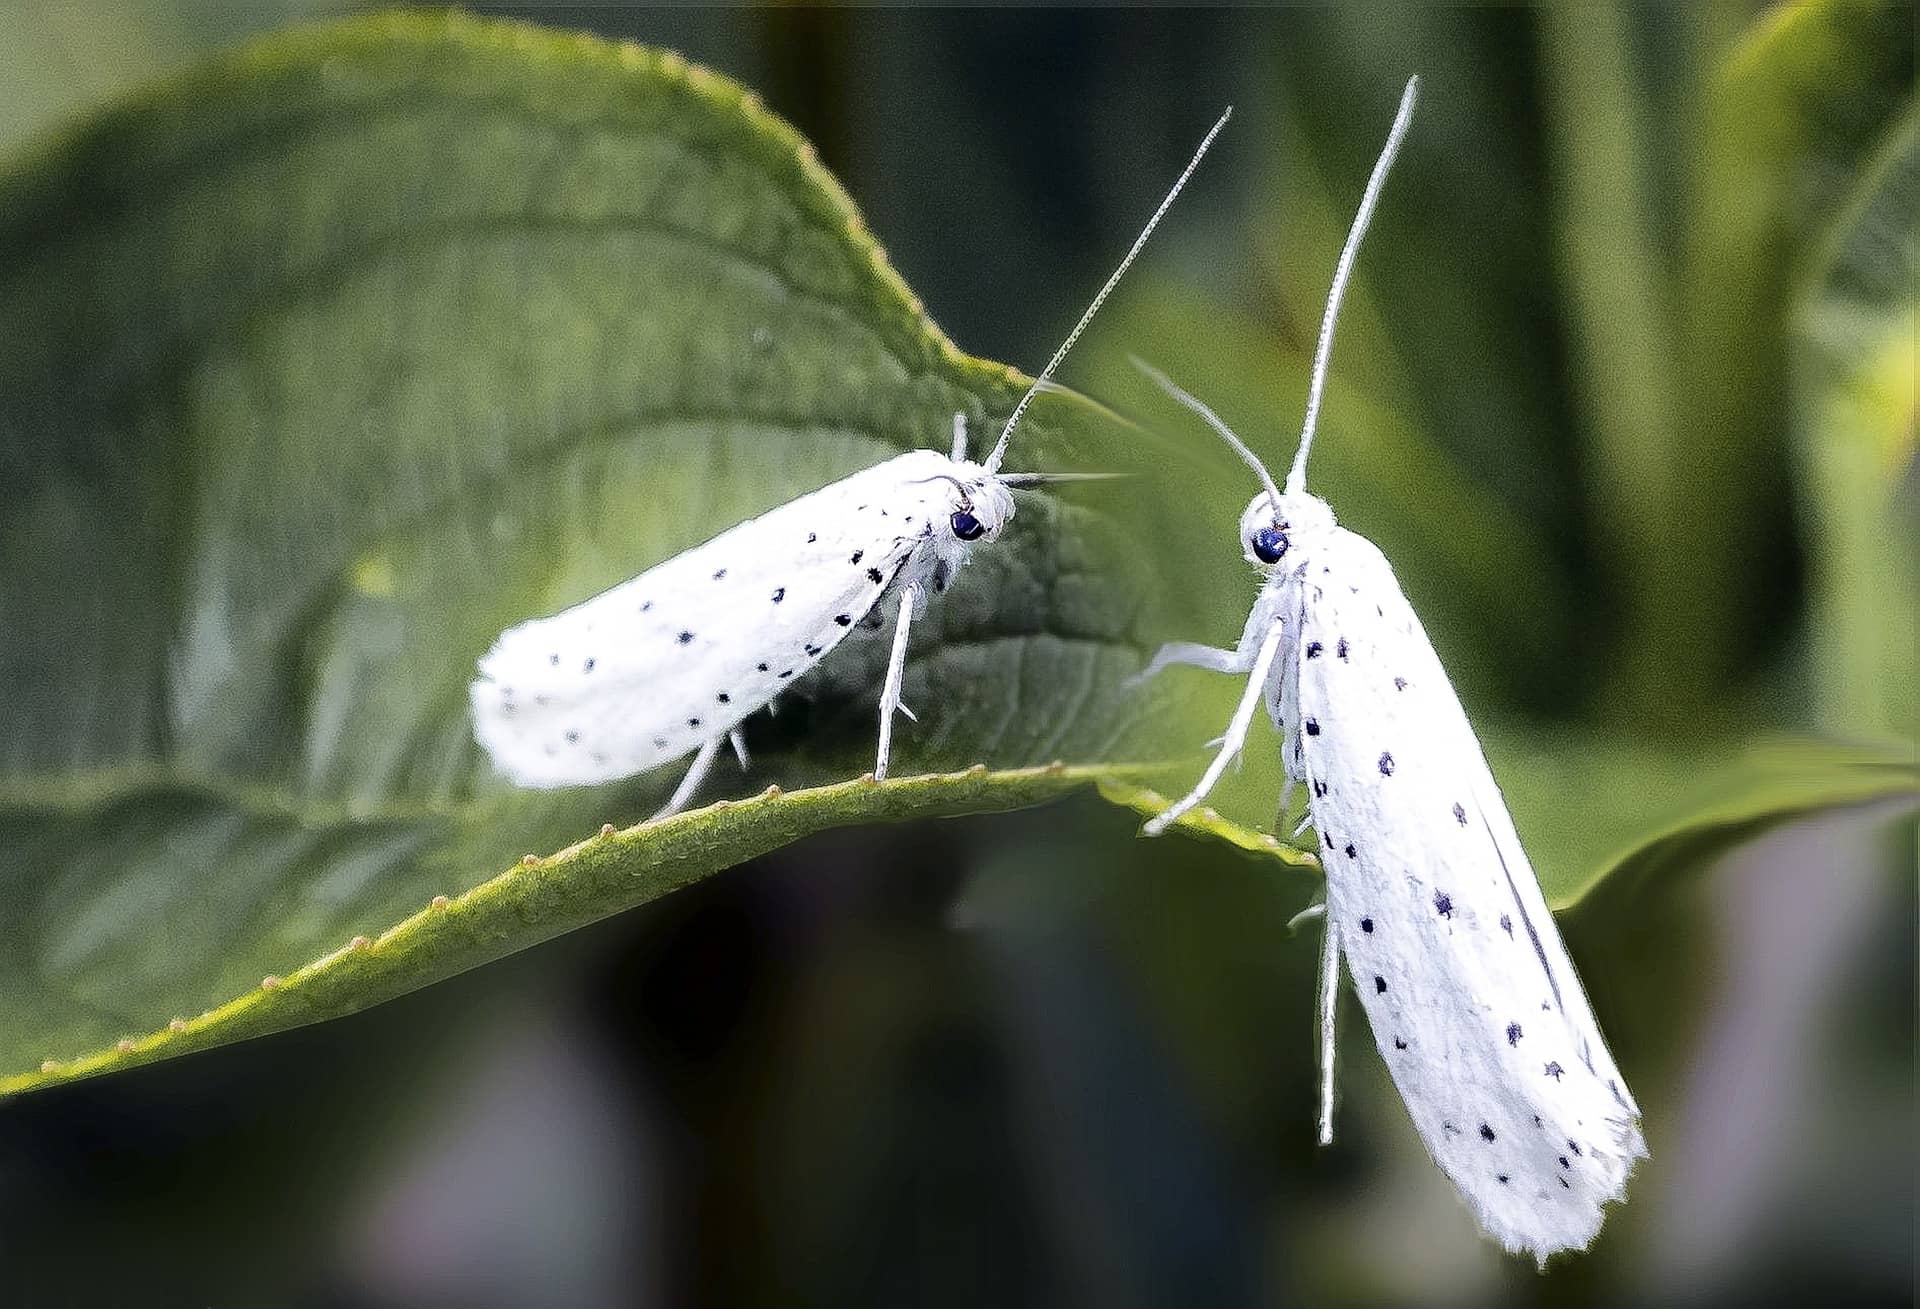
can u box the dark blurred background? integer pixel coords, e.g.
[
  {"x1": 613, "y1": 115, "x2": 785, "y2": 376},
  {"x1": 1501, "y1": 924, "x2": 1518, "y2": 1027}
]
[{"x1": 0, "y1": 5, "x2": 1914, "y2": 1306}]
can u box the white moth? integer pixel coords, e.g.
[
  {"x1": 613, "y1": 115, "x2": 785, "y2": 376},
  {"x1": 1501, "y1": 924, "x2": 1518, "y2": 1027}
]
[
  {"x1": 471, "y1": 109, "x2": 1231, "y2": 815},
  {"x1": 1133, "y1": 78, "x2": 1644, "y2": 1264}
]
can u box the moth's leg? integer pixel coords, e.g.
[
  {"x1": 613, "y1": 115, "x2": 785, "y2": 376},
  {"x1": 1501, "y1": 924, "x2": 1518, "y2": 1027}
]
[
  {"x1": 1142, "y1": 624, "x2": 1285, "y2": 836},
  {"x1": 728, "y1": 727, "x2": 751, "y2": 771},
  {"x1": 1125, "y1": 641, "x2": 1251, "y2": 691},
  {"x1": 1275, "y1": 591, "x2": 1311, "y2": 837},
  {"x1": 1286, "y1": 900, "x2": 1326, "y2": 934},
  {"x1": 1317, "y1": 914, "x2": 1341, "y2": 1146},
  {"x1": 874, "y1": 581, "x2": 926, "y2": 781},
  {"x1": 653, "y1": 733, "x2": 727, "y2": 820},
  {"x1": 951, "y1": 412, "x2": 968, "y2": 462}
]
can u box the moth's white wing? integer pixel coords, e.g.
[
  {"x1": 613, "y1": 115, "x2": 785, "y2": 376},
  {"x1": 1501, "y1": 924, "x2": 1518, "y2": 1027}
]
[
  {"x1": 470, "y1": 451, "x2": 954, "y2": 787},
  {"x1": 1292, "y1": 529, "x2": 1644, "y2": 1263}
]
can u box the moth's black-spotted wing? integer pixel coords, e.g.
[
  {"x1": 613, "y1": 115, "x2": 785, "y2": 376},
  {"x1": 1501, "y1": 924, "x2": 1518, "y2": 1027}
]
[
  {"x1": 470, "y1": 451, "x2": 948, "y2": 787},
  {"x1": 1294, "y1": 527, "x2": 1644, "y2": 1263}
]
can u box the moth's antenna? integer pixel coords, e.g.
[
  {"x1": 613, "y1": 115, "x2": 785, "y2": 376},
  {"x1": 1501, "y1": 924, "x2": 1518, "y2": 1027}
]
[
  {"x1": 1000, "y1": 471, "x2": 1130, "y2": 486},
  {"x1": 983, "y1": 106, "x2": 1232, "y2": 474},
  {"x1": 1131, "y1": 357, "x2": 1283, "y2": 513},
  {"x1": 1285, "y1": 75, "x2": 1418, "y2": 497}
]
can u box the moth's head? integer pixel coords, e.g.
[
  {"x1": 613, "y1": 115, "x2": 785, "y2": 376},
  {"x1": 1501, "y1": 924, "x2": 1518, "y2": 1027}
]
[
  {"x1": 942, "y1": 462, "x2": 1017, "y2": 547},
  {"x1": 1238, "y1": 490, "x2": 1333, "y2": 572}
]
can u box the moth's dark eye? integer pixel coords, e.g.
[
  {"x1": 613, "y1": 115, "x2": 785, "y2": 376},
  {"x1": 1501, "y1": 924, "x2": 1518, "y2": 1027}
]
[
  {"x1": 1251, "y1": 526, "x2": 1289, "y2": 563},
  {"x1": 951, "y1": 509, "x2": 986, "y2": 541}
]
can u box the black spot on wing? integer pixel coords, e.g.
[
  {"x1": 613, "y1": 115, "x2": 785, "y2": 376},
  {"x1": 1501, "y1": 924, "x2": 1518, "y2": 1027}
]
[
  {"x1": 1359, "y1": 917, "x2": 1373, "y2": 933},
  {"x1": 678, "y1": 631, "x2": 695, "y2": 644},
  {"x1": 772, "y1": 588, "x2": 785, "y2": 603},
  {"x1": 1479, "y1": 1123, "x2": 1496, "y2": 1142},
  {"x1": 1378, "y1": 752, "x2": 1395, "y2": 776}
]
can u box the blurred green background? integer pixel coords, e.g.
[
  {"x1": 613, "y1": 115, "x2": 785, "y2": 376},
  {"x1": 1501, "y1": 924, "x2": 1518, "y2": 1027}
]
[{"x1": 0, "y1": 3, "x2": 1913, "y2": 1306}]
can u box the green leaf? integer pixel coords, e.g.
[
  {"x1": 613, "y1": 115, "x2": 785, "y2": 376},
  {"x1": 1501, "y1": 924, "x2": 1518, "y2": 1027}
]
[
  {"x1": 0, "y1": 14, "x2": 1197, "y2": 1091},
  {"x1": 2, "y1": 763, "x2": 1117, "y2": 1095},
  {"x1": 1510, "y1": 736, "x2": 1920, "y2": 909}
]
